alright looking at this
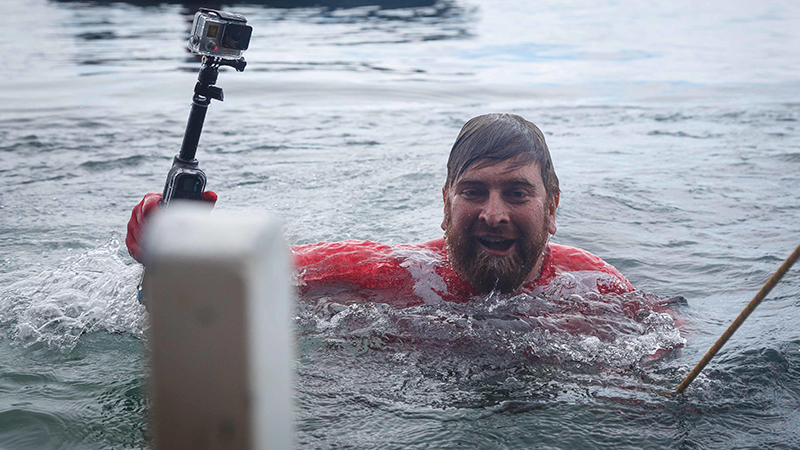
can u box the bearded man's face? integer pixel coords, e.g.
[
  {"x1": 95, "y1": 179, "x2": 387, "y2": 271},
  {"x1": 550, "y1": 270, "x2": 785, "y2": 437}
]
[{"x1": 442, "y1": 157, "x2": 557, "y2": 294}]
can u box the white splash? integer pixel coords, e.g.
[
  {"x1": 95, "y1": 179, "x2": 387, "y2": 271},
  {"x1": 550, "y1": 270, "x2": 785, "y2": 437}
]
[
  {"x1": 0, "y1": 236, "x2": 147, "y2": 351},
  {"x1": 394, "y1": 247, "x2": 448, "y2": 305},
  {"x1": 298, "y1": 269, "x2": 687, "y2": 369}
]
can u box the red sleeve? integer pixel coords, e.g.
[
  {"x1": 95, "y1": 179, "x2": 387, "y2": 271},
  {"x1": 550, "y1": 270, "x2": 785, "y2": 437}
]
[
  {"x1": 548, "y1": 244, "x2": 635, "y2": 293},
  {"x1": 292, "y1": 240, "x2": 419, "y2": 303}
]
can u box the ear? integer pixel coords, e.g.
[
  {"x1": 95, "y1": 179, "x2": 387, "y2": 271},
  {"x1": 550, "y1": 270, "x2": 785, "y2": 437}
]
[
  {"x1": 441, "y1": 187, "x2": 448, "y2": 231},
  {"x1": 547, "y1": 193, "x2": 559, "y2": 235}
]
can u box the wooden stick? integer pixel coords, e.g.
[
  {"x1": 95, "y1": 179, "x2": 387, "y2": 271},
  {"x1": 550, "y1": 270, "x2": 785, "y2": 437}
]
[{"x1": 675, "y1": 242, "x2": 800, "y2": 395}]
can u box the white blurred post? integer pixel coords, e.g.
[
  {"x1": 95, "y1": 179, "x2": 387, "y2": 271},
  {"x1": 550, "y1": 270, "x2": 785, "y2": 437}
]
[{"x1": 143, "y1": 204, "x2": 293, "y2": 450}]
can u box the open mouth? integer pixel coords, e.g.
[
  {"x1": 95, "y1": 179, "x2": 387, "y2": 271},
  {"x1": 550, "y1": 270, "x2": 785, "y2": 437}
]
[{"x1": 476, "y1": 236, "x2": 516, "y2": 252}]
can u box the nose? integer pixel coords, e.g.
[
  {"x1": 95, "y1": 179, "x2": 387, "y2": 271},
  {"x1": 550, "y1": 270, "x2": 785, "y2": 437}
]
[{"x1": 479, "y1": 191, "x2": 510, "y2": 227}]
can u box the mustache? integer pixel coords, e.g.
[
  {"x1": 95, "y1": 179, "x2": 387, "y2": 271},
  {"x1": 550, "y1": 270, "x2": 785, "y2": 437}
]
[{"x1": 471, "y1": 225, "x2": 518, "y2": 240}]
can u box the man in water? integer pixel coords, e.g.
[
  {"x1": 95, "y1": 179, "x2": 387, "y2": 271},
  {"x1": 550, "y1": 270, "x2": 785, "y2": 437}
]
[{"x1": 127, "y1": 113, "x2": 632, "y2": 306}]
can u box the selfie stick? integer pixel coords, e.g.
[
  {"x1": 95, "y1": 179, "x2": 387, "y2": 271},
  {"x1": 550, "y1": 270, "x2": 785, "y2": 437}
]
[
  {"x1": 161, "y1": 56, "x2": 247, "y2": 206},
  {"x1": 675, "y1": 241, "x2": 800, "y2": 394}
]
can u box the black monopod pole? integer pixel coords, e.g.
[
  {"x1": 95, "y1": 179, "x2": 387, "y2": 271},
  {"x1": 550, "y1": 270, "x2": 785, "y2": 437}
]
[
  {"x1": 177, "y1": 58, "x2": 224, "y2": 166},
  {"x1": 174, "y1": 56, "x2": 246, "y2": 167}
]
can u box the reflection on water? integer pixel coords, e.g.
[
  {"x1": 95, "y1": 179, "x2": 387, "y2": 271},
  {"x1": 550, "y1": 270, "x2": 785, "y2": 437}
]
[
  {"x1": 53, "y1": 0, "x2": 439, "y2": 9},
  {"x1": 1, "y1": 0, "x2": 800, "y2": 448},
  {"x1": 28, "y1": 0, "x2": 473, "y2": 82}
]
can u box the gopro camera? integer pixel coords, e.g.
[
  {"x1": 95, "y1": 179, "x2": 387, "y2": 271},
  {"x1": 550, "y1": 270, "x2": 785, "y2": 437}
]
[{"x1": 188, "y1": 8, "x2": 252, "y2": 59}]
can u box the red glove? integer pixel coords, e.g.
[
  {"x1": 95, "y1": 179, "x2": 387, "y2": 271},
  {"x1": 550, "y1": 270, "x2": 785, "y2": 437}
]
[{"x1": 125, "y1": 191, "x2": 218, "y2": 263}]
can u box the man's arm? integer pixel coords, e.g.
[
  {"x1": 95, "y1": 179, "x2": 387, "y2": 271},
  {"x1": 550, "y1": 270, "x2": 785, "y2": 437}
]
[{"x1": 293, "y1": 240, "x2": 424, "y2": 307}]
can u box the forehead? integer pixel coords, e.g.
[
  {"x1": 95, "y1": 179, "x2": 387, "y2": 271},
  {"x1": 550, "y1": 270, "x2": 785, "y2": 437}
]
[{"x1": 454, "y1": 157, "x2": 544, "y2": 187}]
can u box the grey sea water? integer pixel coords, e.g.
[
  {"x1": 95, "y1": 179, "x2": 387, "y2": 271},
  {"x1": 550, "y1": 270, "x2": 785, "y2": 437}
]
[{"x1": 1, "y1": 0, "x2": 799, "y2": 448}]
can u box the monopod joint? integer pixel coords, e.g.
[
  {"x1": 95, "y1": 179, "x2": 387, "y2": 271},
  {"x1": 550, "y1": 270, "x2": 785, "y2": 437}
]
[{"x1": 193, "y1": 82, "x2": 224, "y2": 103}]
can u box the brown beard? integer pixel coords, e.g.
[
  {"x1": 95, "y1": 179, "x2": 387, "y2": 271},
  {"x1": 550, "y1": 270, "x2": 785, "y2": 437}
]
[{"x1": 444, "y1": 204, "x2": 550, "y2": 294}]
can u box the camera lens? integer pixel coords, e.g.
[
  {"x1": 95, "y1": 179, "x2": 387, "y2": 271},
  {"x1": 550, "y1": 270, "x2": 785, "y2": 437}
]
[{"x1": 222, "y1": 24, "x2": 252, "y2": 51}]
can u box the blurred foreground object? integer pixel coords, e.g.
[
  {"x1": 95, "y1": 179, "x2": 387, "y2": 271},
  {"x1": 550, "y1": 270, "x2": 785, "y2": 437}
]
[{"x1": 144, "y1": 205, "x2": 293, "y2": 450}]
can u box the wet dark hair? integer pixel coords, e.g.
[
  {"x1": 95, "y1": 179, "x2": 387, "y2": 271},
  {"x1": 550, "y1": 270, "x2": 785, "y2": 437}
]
[{"x1": 445, "y1": 113, "x2": 559, "y2": 201}]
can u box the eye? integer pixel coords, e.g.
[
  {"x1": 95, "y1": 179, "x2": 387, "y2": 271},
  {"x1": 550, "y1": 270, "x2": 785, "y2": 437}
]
[
  {"x1": 460, "y1": 188, "x2": 484, "y2": 199},
  {"x1": 506, "y1": 190, "x2": 530, "y2": 202}
]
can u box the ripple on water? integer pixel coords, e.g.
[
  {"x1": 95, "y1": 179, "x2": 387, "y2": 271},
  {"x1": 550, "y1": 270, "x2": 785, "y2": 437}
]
[{"x1": 0, "y1": 408, "x2": 76, "y2": 449}]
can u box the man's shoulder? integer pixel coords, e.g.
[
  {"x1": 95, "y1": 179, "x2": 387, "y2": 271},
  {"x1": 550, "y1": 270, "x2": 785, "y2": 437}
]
[
  {"x1": 293, "y1": 239, "x2": 441, "y2": 259},
  {"x1": 293, "y1": 239, "x2": 395, "y2": 267},
  {"x1": 549, "y1": 243, "x2": 611, "y2": 271},
  {"x1": 418, "y1": 237, "x2": 445, "y2": 251},
  {"x1": 547, "y1": 243, "x2": 635, "y2": 292}
]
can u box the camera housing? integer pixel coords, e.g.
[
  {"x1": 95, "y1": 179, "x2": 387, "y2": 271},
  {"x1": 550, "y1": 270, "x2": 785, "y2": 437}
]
[
  {"x1": 188, "y1": 8, "x2": 252, "y2": 59},
  {"x1": 162, "y1": 163, "x2": 207, "y2": 207}
]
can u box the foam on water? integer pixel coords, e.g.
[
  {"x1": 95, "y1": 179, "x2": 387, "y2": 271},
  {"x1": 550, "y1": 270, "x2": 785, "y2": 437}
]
[
  {"x1": 297, "y1": 266, "x2": 686, "y2": 371},
  {"x1": 0, "y1": 236, "x2": 146, "y2": 351}
]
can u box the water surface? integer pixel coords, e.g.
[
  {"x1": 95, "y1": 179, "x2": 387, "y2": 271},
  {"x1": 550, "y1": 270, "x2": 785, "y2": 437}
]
[{"x1": 1, "y1": 0, "x2": 799, "y2": 448}]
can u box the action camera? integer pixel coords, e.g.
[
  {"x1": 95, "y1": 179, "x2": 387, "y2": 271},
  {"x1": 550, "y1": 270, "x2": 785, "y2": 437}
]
[{"x1": 188, "y1": 8, "x2": 252, "y2": 59}]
